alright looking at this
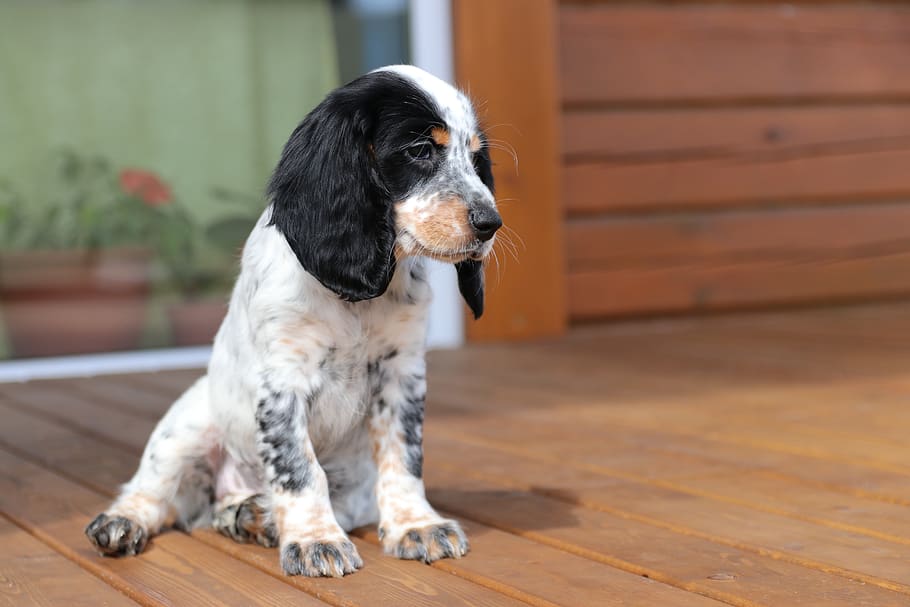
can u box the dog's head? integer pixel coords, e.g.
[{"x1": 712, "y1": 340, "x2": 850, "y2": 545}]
[{"x1": 267, "y1": 65, "x2": 500, "y2": 319}]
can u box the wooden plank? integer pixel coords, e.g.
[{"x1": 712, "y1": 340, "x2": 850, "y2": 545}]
[
  {"x1": 454, "y1": 0, "x2": 567, "y2": 340},
  {"x1": 0, "y1": 382, "x2": 153, "y2": 451},
  {"x1": 0, "y1": 450, "x2": 330, "y2": 607},
  {"x1": 561, "y1": 105, "x2": 910, "y2": 161},
  {"x1": 564, "y1": 147, "x2": 910, "y2": 214},
  {"x1": 422, "y1": 440, "x2": 910, "y2": 597},
  {"x1": 188, "y1": 528, "x2": 533, "y2": 607},
  {"x1": 559, "y1": 4, "x2": 910, "y2": 104},
  {"x1": 566, "y1": 203, "x2": 910, "y2": 269},
  {"x1": 568, "y1": 248, "x2": 910, "y2": 319},
  {"x1": 352, "y1": 520, "x2": 725, "y2": 607},
  {"x1": 45, "y1": 378, "x2": 169, "y2": 420},
  {"x1": 564, "y1": 203, "x2": 910, "y2": 317},
  {"x1": 0, "y1": 517, "x2": 139, "y2": 607},
  {"x1": 425, "y1": 425, "x2": 910, "y2": 547},
  {"x1": 423, "y1": 465, "x2": 910, "y2": 607},
  {"x1": 0, "y1": 401, "x2": 134, "y2": 493}
]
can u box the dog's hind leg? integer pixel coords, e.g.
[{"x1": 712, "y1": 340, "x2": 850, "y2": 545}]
[
  {"x1": 85, "y1": 375, "x2": 217, "y2": 556},
  {"x1": 211, "y1": 454, "x2": 277, "y2": 547}
]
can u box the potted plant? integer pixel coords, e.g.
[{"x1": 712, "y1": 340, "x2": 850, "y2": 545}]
[
  {"x1": 0, "y1": 150, "x2": 192, "y2": 358},
  {"x1": 163, "y1": 187, "x2": 262, "y2": 346}
]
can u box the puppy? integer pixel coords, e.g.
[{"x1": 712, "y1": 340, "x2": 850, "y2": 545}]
[{"x1": 85, "y1": 65, "x2": 501, "y2": 577}]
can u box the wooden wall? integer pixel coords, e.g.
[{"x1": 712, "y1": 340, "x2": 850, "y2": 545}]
[
  {"x1": 561, "y1": 2, "x2": 910, "y2": 320},
  {"x1": 454, "y1": 0, "x2": 567, "y2": 341},
  {"x1": 455, "y1": 1, "x2": 910, "y2": 337}
]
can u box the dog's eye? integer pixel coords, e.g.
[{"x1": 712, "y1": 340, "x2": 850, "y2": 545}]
[{"x1": 405, "y1": 142, "x2": 434, "y2": 161}]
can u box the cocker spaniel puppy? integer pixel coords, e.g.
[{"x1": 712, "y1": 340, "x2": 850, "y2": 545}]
[{"x1": 85, "y1": 65, "x2": 501, "y2": 577}]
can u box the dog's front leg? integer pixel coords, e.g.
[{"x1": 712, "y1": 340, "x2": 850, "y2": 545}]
[
  {"x1": 256, "y1": 388, "x2": 363, "y2": 577},
  {"x1": 369, "y1": 356, "x2": 469, "y2": 562}
]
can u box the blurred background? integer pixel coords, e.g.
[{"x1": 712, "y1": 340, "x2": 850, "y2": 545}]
[
  {"x1": 0, "y1": 0, "x2": 420, "y2": 363},
  {"x1": 3, "y1": 0, "x2": 910, "y2": 365}
]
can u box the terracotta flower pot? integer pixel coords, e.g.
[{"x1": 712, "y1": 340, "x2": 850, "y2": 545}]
[
  {"x1": 167, "y1": 298, "x2": 226, "y2": 346},
  {"x1": 0, "y1": 248, "x2": 151, "y2": 358}
]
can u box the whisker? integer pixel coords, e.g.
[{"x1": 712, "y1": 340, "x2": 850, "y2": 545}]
[
  {"x1": 489, "y1": 245, "x2": 503, "y2": 287},
  {"x1": 495, "y1": 234, "x2": 520, "y2": 264},
  {"x1": 499, "y1": 224, "x2": 526, "y2": 253},
  {"x1": 483, "y1": 139, "x2": 519, "y2": 172}
]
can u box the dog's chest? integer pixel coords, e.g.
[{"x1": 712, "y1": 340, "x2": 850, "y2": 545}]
[{"x1": 300, "y1": 310, "x2": 415, "y2": 451}]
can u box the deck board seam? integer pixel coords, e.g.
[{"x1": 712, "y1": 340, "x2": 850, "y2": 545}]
[
  {"x1": 428, "y1": 496, "x2": 764, "y2": 607},
  {"x1": 0, "y1": 502, "x2": 165, "y2": 607},
  {"x1": 47, "y1": 380, "x2": 164, "y2": 422},
  {"x1": 432, "y1": 428, "x2": 910, "y2": 546},
  {"x1": 433, "y1": 461, "x2": 910, "y2": 598},
  {"x1": 430, "y1": 390, "x2": 910, "y2": 504},
  {"x1": 0, "y1": 395, "x2": 141, "y2": 455}
]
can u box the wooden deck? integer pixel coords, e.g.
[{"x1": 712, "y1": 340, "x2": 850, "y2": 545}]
[{"x1": 2, "y1": 303, "x2": 910, "y2": 606}]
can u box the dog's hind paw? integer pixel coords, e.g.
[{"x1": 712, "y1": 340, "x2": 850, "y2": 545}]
[
  {"x1": 85, "y1": 513, "x2": 148, "y2": 557},
  {"x1": 214, "y1": 494, "x2": 278, "y2": 548}
]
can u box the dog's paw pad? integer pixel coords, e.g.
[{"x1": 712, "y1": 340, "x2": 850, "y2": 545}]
[
  {"x1": 390, "y1": 521, "x2": 469, "y2": 563},
  {"x1": 85, "y1": 513, "x2": 148, "y2": 557},
  {"x1": 280, "y1": 538, "x2": 363, "y2": 577}
]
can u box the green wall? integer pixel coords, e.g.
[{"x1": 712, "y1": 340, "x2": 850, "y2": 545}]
[
  {"x1": 0, "y1": 0, "x2": 339, "y2": 358},
  {"x1": 0, "y1": 0, "x2": 339, "y2": 228}
]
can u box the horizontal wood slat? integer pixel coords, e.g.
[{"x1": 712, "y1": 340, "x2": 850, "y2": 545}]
[
  {"x1": 564, "y1": 147, "x2": 910, "y2": 214},
  {"x1": 0, "y1": 517, "x2": 139, "y2": 607},
  {"x1": 566, "y1": 203, "x2": 910, "y2": 269},
  {"x1": 568, "y1": 250, "x2": 910, "y2": 319},
  {"x1": 567, "y1": 203, "x2": 910, "y2": 318},
  {"x1": 562, "y1": 105, "x2": 910, "y2": 161},
  {"x1": 559, "y1": 4, "x2": 910, "y2": 105}
]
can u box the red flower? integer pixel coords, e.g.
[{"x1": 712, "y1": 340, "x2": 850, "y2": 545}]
[{"x1": 119, "y1": 168, "x2": 173, "y2": 206}]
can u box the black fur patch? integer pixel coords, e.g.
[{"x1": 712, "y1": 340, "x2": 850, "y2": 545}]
[
  {"x1": 399, "y1": 374, "x2": 426, "y2": 478},
  {"x1": 267, "y1": 71, "x2": 445, "y2": 302},
  {"x1": 456, "y1": 260, "x2": 485, "y2": 320},
  {"x1": 256, "y1": 390, "x2": 316, "y2": 492},
  {"x1": 472, "y1": 133, "x2": 495, "y2": 193}
]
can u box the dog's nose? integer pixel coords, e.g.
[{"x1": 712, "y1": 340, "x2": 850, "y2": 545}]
[{"x1": 469, "y1": 207, "x2": 502, "y2": 242}]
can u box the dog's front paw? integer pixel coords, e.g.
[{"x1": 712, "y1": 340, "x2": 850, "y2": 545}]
[
  {"x1": 280, "y1": 538, "x2": 363, "y2": 577},
  {"x1": 383, "y1": 520, "x2": 469, "y2": 563},
  {"x1": 85, "y1": 513, "x2": 148, "y2": 557}
]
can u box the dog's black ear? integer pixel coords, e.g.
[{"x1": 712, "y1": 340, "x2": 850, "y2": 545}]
[
  {"x1": 457, "y1": 132, "x2": 495, "y2": 319},
  {"x1": 267, "y1": 79, "x2": 396, "y2": 301},
  {"x1": 456, "y1": 260, "x2": 485, "y2": 320}
]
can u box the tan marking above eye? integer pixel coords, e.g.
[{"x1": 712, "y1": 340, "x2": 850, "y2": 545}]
[
  {"x1": 430, "y1": 127, "x2": 451, "y2": 147},
  {"x1": 469, "y1": 134, "x2": 482, "y2": 152}
]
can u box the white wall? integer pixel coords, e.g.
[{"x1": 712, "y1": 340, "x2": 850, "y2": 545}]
[{"x1": 408, "y1": 0, "x2": 464, "y2": 350}]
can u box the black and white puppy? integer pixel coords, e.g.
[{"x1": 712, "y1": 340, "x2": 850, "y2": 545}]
[{"x1": 85, "y1": 65, "x2": 501, "y2": 577}]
